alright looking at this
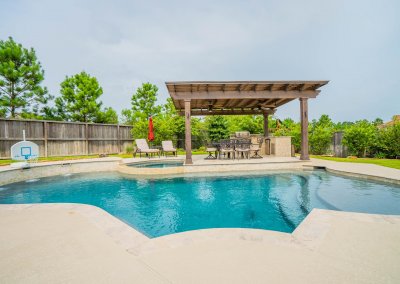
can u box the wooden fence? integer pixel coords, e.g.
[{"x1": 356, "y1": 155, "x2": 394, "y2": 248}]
[
  {"x1": 0, "y1": 119, "x2": 134, "y2": 158},
  {"x1": 330, "y1": 131, "x2": 348, "y2": 158}
]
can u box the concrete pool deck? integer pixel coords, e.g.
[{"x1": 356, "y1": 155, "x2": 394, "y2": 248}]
[
  {"x1": 1, "y1": 204, "x2": 400, "y2": 283},
  {"x1": 0, "y1": 157, "x2": 400, "y2": 283}
]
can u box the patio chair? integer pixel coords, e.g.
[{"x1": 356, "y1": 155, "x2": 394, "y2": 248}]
[
  {"x1": 205, "y1": 142, "x2": 218, "y2": 159},
  {"x1": 162, "y1": 140, "x2": 177, "y2": 157},
  {"x1": 219, "y1": 139, "x2": 235, "y2": 159},
  {"x1": 134, "y1": 139, "x2": 160, "y2": 158},
  {"x1": 250, "y1": 137, "x2": 264, "y2": 159},
  {"x1": 235, "y1": 139, "x2": 251, "y2": 159}
]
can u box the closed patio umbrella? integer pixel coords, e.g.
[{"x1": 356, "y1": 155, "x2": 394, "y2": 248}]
[{"x1": 148, "y1": 116, "x2": 154, "y2": 142}]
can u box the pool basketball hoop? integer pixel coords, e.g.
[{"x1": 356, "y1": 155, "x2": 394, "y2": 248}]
[
  {"x1": 11, "y1": 141, "x2": 39, "y2": 161},
  {"x1": 10, "y1": 130, "x2": 40, "y2": 168}
]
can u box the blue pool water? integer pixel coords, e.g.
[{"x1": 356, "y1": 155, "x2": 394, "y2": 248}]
[{"x1": 0, "y1": 171, "x2": 399, "y2": 238}]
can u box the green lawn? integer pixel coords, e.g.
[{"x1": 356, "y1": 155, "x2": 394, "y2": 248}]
[
  {"x1": 311, "y1": 155, "x2": 400, "y2": 170},
  {"x1": 177, "y1": 149, "x2": 207, "y2": 155}
]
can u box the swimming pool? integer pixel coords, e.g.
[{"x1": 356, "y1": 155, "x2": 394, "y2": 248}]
[{"x1": 0, "y1": 170, "x2": 399, "y2": 238}]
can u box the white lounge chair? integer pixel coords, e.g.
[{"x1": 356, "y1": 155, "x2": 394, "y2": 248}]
[
  {"x1": 134, "y1": 139, "x2": 160, "y2": 158},
  {"x1": 161, "y1": 140, "x2": 177, "y2": 157}
]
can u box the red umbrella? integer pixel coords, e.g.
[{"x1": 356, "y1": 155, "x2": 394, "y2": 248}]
[{"x1": 148, "y1": 116, "x2": 154, "y2": 142}]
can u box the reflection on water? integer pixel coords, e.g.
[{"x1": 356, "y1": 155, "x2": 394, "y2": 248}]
[{"x1": 0, "y1": 170, "x2": 399, "y2": 238}]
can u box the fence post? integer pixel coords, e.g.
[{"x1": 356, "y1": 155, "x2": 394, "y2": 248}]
[
  {"x1": 85, "y1": 123, "x2": 89, "y2": 155},
  {"x1": 117, "y1": 124, "x2": 121, "y2": 153},
  {"x1": 44, "y1": 121, "x2": 48, "y2": 157}
]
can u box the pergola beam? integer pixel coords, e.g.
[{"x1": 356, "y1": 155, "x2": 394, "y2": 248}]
[
  {"x1": 179, "y1": 109, "x2": 276, "y2": 116},
  {"x1": 170, "y1": 90, "x2": 320, "y2": 100}
]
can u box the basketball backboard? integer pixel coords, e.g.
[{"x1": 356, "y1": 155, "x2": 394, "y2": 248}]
[{"x1": 11, "y1": 141, "x2": 40, "y2": 161}]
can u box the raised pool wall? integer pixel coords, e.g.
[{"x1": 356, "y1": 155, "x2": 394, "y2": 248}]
[
  {"x1": 0, "y1": 159, "x2": 120, "y2": 186},
  {"x1": 118, "y1": 160, "x2": 308, "y2": 176},
  {"x1": 0, "y1": 157, "x2": 311, "y2": 185}
]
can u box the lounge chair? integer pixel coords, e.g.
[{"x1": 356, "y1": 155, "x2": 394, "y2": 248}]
[
  {"x1": 134, "y1": 139, "x2": 160, "y2": 158},
  {"x1": 162, "y1": 140, "x2": 177, "y2": 157}
]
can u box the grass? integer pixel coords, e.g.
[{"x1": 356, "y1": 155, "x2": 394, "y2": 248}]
[
  {"x1": 311, "y1": 155, "x2": 400, "y2": 170},
  {"x1": 177, "y1": 149, "x2": 207, "y2": 155},
  {"x1": 0, "y1": 150, "x2": 208, "y2": 166}
]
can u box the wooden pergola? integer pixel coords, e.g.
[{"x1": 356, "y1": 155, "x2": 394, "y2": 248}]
[{"x1": 166, "y1": 81, "x2": 329, "y2": 164}]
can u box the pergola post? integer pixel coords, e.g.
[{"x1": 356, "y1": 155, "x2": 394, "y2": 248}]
[
  {"x1": 300, "y1": 98, "x2": 309, "y2": 160},
  {"x1": 263, "y1": 112, "x2": 269, "y2": 137},
  {"x1": 184, "y1": 99, "x2": 193, "y2": 165}
]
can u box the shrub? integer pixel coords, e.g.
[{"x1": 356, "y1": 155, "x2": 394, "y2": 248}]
[
  {"x1": 375, "y1": 123, "x2": 400, "y2": 158},
  {"x1": 125, "y1": 145, "x2": 134, "y2": 154},
  {"x1": 205, "y1": 116, "x2": 230, "y2": 141},
  {"x1": 309, "y1": 126, "x2": 333, "y2": 155},
  {"x1": 343, "y1": 120, "x2": 377, "y2": 157},
  {"x1": 374, "y1": 152, "x2": 387, "y2": 159},
  {"x1": 131, "y1": 115, "x2": 175, "y2": 145},
  {"x1": 309, "y1": 115, "x2": 334, "y2": 155}
]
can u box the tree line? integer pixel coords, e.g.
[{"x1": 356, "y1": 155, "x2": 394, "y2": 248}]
[
  {"x1": 1, "y1": 37, "x2": 399, "y2": 158},
  {"x1": 0, "y1": 37, "x2": 117, "y2": 123},
  {"x1": 275, "y1": 115, "x2": 400, "y2": 158}
]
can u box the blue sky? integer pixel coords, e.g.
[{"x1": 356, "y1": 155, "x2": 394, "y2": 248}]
[{"x1": 1, "y1": 0, "x2": 399, "y2": 121}]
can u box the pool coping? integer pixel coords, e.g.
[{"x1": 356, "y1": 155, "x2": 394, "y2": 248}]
[
  {"x1": 118, "y1": 157, "x2": 310, "y2": 176},
  {"x1": 310, "y1": 158, "x2": 400, "y2": 185}
]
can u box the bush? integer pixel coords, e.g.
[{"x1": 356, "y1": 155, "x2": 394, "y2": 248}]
[
  {"x1": 308, "y1": 115, "x2": 334, "y2": 155},
  {"x1": 343, "y1": 120, "x2": 377, "y2": 157},
  {"x1": 375, "y1": 123, "x2": 400, "y2": 158},
  {"x1": 309, "y1": 126, "x2": 333, "y2": 155},
  {"x1": 131, "y1": 115, "x2": 175, "y2": 145},
  {"x1": 205, "y1": 116, "x2": 230, "y2": 141},
  {"x1": 374, "y1": 152, "x2": 387, "y2": 159},
  {"x1": 125, "y1": 145, "x2": 134, "y2": 154}
]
